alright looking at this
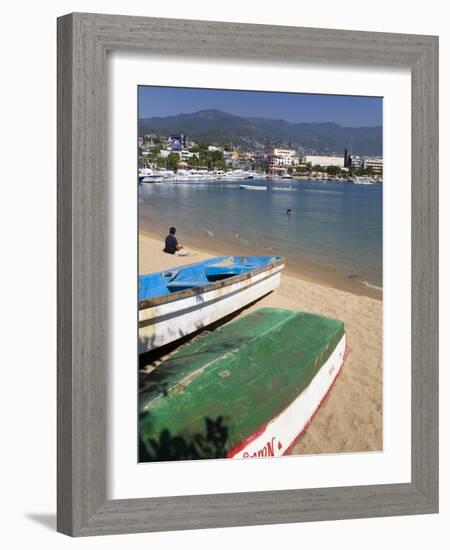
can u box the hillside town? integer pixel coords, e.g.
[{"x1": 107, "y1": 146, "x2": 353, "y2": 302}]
[{"x1": 138, "y1": 132, "x2": 383, "y2": 183}]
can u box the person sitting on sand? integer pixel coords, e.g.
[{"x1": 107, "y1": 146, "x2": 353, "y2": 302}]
[{"x1": 163, "y1": 227, "x2": 188, "y2": 256}]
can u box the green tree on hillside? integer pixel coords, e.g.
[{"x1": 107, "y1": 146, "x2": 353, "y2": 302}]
[{"x1": 166, "y1": 153, "x2": 179, "y2": 172}]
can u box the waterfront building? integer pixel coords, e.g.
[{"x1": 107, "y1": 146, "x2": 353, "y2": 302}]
[
  {"x1": 303, "y1": 155, "x2": 345, "y2": 168},
  {"x1": 179, "y1": 150, "x2": 199, "y2": 161},
  {"x1": 348, "y1": 155, "x2": 362, "y2": 168},
  {"x1": 267, "y1": 148, "x2": 298, "y2": 166},
  {"x1": 158, "y1": 149, "x2": 199, "y2": 161},
  {"x1": 363, "y1": 157, "x2": 383, "y2": 173},
  {"x1": 266, "y1": 148, "x2": 299, "y2": 174}
]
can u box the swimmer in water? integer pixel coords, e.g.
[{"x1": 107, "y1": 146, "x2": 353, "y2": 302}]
[{"x1": 286, "y1": 208, "x2": 292, "y2": 215}]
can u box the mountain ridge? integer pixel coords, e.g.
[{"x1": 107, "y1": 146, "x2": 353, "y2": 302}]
[{"x1": 139, "y1": 109, "x2": 382, "y2": 156}]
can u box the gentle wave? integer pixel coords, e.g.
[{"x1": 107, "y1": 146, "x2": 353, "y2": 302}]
[{"x1": 362, "y1": 280, "x2": 383, "y2": 291}]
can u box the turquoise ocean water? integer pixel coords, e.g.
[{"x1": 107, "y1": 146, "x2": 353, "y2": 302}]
[{"x1": 139, "y1": 179, "x2": 383, "y2": 288}]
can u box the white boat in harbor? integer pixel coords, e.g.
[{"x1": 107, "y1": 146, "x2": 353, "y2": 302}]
[
  {"x1": 139, "y1": 168, "x2": 159, "y2": 182},
  {"x1": 140, "y1": 169, "x2": 175, "y2": 183},
  {"x1": 239, "y1": 184, "x2": 267, "y2": 191},
  {"x1": 139, "y1": 167, "x2": 267, "y2": 184},
  {"x1": 353, "y1": 177, "x2": 375, "y2": 185},
  {"x1": 139, "y1": 255, "x2": 284, "y2": 353},
  {"x1": 173, "y1": 169, "x2": 212, "y2": 182},
  {"x1": 219, "y1": 169, "x2": 255, "y2": 180}
]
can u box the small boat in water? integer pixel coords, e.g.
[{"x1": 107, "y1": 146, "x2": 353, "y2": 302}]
[
  {"x1": 353, "y1": 177, "x2": 373, "y2": 185},
  {"x1": 139, "y1": 307, "x2": 348, "y2": 461},
  {"x1": 239, "y1": 184, "x2": 267, "y2": 191},
  {"x1": 139, "y1": 256, "x2": 284, "y2": 353}
]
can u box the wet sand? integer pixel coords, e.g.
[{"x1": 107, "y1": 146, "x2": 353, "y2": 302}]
[{"x1": 139, "y1": 230, "x2": 383, "y2": 455}]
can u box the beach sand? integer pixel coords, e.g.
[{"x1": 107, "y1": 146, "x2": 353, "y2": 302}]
[{"x1": 139, "y1": 230, "x2": 383, "y2": 456}]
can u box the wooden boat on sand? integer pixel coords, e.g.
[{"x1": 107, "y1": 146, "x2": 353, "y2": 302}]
[
  {"x1": 139, "y1": 307, "x2": 348, "y2": 461},
  {"x1": 139, "y1": 256, "x2": 284, "y2": 353}
]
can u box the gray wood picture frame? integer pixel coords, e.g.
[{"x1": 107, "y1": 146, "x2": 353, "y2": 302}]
[{"x1": 57, "y1": 12, "x2": 439, "y2": 537}]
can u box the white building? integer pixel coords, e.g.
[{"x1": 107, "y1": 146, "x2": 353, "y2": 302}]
[
  {"x1": 158, "y1": 150, "x2": 199, "y2": 161},
  {"x1": 349, "y1": 155, "x2": 363, "y2": 168},
  {"x1": 303, "y1": 155, "x2": 345, "y2": 168},
  {"x1": 363, "y1": 158, "x2": 383, "y2": 173},
  {"x1": 178, "y1": 150, "x2": 199, "y2": 162},
  {"x1": 267, "y1": 148, "x2": 299, "y2": 167}
]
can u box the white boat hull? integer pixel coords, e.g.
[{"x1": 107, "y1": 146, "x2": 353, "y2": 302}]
[
  {"x1": 139, "y1": 264, "x2": 283, "y2": 353},
  {"x1": 227, "y1": 333, "x2": 347, "y2": 458},
  {"x1": 239, "y1": 184, "x2": 267, "y2": 190}
]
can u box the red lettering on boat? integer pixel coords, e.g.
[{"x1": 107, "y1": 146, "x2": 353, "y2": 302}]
[{"x1": 242, "y1": 437, "x2": 278, "y2": 458}]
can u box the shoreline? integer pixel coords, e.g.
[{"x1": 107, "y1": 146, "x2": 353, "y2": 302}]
[{"x1": 139, "y1": 223, "x2": 382, "y2": 301}]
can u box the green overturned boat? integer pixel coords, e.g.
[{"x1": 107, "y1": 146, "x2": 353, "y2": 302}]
[{"x1": 139, "y1": 307, "x2": 347, "y2": 462}]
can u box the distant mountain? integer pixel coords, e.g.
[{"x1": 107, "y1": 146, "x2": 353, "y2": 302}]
[{"x1": 139, "y1": 109, "x2": 382, "y2": 156}]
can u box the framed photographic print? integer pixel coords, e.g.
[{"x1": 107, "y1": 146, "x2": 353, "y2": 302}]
[{"x1": 57, "y1": 13, "x2": 438, "y2": 536}]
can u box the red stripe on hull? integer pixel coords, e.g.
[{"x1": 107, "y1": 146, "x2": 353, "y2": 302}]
[
  {"x1": 283, "y1": 345, "x2": 349, "y2": 455},
  {"x1": 226, "y1": 345, "x2": 349, "y2": 459}
]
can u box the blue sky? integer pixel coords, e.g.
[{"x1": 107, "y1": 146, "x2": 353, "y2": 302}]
[{"x1": 138, "y1": 86, "x2": 382, "y2": 127}]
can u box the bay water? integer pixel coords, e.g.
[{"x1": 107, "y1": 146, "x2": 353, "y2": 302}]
[{"x1": 139, "y1": 179, "x2": 383, "y2": 288}]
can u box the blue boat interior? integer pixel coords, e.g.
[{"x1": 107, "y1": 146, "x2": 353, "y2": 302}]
[{"x1": 139, "y1": 256, "x2": 281, "y2": 301}]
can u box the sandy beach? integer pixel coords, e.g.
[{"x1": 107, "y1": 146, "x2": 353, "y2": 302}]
[{"x1": 139, "y1": 229, "x2": 383, "y2": 456}]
